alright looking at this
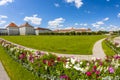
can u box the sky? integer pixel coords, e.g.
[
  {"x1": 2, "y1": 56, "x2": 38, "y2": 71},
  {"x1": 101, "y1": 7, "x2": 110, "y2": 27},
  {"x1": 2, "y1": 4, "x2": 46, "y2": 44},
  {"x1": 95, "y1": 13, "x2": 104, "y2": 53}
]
[{"x1": 0, "y1": 0, "x2": 120, "y2": 31}]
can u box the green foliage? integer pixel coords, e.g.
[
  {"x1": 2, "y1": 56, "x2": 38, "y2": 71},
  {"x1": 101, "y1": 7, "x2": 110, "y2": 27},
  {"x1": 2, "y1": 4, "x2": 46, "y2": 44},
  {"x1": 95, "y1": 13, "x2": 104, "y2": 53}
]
[
  {"x1": 102, "y1": 40, "x2": 115, "y2": 56},
  {"x1": 0, "y1": 35, "x2": 105, "y2": 55}
]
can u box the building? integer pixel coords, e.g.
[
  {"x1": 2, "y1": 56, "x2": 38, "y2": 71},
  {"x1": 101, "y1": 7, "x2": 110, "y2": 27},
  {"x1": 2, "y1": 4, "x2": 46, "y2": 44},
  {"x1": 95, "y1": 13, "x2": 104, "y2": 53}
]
[
  {"x1": 35, "y1": 27, "x2": 51, "y2": 35},
  {"x1": 0, "y1": 28, "x2": 7, "y2": 35},
  {"x1": 19, "y1": 22, "x2": 35, "y2": 35},
  {"x1": 54, "y1": 27, "x2": 91, "y2": 33},
  {"x1": 0, "y1": 22, "x2": 51, "y2": 35},
  {"x1": 6, "y1": 22, "x2": 19, "y2": 35}
]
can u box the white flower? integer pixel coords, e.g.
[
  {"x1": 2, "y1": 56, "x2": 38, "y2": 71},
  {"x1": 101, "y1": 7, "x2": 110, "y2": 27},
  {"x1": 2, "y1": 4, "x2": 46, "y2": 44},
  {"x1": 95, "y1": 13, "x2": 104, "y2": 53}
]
[
  {"x1": 65, "y1": 62, "x2": 71, "y2": 69},
  {"x1": 86, "y1": 63, "x2": 90, "y2": 66},
  {"x1": 65, "y1": 64, "x2": 71, "y2": 69},
  {"x1": 92, "y1": 57, "x2": 96, "y2": 61},
  {"x1": 10, "y1": 48, "x2": 14, "y2": 52},
  {"x1": 70, "y1": 58, "x2": 76, "y2": 64},
  {"x1": 73, "y1": 65, "x2": 81, "y2": 71},
  {"x1": 79, "y1": 61, "x2": 83, "y2": 65}
]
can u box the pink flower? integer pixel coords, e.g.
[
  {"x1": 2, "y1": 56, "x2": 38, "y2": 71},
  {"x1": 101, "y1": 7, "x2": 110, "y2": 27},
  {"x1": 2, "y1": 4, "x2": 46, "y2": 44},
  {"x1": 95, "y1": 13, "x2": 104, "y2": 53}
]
[
  {"x1": 95, "y1": 70, "x2": 100, "y2": 75},
  {"x1": 86, "y1": 72, "x2": 92, "y2": 76},
  {"x1": 19, "y1": 53, "x2": 26, "y2": 60},
  {"x1": 43, "y1": 60, "x2": 47, "y2": 64},
  {"x1": 108, "y1": 67, "x2": 114, "y2": 73},
  {"x1": 60, "y1": 75, "x2": 70, "y2": 80},
  {"x1": 29, "y1": 54, "x2": 34, "y2": 63}
]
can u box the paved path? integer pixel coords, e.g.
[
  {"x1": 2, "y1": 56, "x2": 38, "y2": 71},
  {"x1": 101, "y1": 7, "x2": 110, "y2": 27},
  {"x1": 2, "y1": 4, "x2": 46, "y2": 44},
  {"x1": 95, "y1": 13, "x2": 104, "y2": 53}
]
[
  {"x1": 0, "y1": 61, "x2": 10, "y2": 80},
  {"x1": 92, "y1": 38, "x2": 106, "y2": 60}
]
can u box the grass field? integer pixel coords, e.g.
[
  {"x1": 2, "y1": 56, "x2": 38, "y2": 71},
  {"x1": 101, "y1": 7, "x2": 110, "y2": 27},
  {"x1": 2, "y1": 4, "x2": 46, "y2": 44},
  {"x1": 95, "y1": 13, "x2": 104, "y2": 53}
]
[
  {"x1": 0, "y1": 35, "x2": 105, "y2": 55},
  {"x1": 102, "y1": 40, "x2": 115, "y2": 56},
  {"x1": 0, "y1": 45, "x2": 44, "y2": 80}
]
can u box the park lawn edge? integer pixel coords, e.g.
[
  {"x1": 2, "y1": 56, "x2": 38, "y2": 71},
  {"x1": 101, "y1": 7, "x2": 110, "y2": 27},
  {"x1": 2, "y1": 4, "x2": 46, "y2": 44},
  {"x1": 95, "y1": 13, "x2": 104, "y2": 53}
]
[
  {"x1": 0, "y1": 45, "x2": 44, "y2": 80},
  {"x1": 102, "y1": 40, "x2": 115, "y2": 56}
]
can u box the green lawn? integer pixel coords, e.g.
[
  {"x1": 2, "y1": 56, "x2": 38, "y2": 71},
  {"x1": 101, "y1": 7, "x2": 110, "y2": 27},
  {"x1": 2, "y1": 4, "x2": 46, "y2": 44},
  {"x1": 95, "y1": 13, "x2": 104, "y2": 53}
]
[
  {"x1": 0, "y1": 45, "x2": 44, "y2": 80},
  {"x1": 0, "y1": 35, "x2": 105, "y2": 55},
  {"x1": 102, "y1": 40, "x2": 115, "y2": 56}
]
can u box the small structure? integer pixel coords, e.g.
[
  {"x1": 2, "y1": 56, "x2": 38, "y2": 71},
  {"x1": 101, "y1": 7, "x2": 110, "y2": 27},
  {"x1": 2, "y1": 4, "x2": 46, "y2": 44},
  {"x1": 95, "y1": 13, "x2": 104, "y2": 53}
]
[
  {"x1": 19, "y1": 22, "x2": 35, "y2": 35},
  {"x1": 6, "y1": 22, "x2": 19, "y2": 35},
  {"x1": 35, "y1": 27, "x2": 51, "y2": 35}
]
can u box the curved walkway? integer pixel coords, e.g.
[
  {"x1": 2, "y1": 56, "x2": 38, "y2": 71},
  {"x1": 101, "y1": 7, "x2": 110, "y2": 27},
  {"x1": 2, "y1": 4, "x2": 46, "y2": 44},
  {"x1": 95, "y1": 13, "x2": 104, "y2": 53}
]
[
  {"x1": 92, "y1": 38, "x2": 106, "y2": 59},
  {"x1": 0, "y1": 61, "x2": 10, "y2": 80}
]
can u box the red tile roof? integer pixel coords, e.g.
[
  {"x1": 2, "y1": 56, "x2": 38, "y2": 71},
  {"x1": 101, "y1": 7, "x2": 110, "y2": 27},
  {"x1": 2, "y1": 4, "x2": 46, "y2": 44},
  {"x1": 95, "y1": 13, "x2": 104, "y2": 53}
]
[
  {"x1": 6, "y1": 22, "x2": 18, "y2": 28},
  {"x1": 19, "y1": 22, "x2": 33, "y2": 28}
]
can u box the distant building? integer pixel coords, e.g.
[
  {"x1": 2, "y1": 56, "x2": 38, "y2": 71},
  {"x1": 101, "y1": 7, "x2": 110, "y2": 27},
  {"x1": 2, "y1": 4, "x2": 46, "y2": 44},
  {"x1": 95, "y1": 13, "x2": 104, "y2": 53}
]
[
  {"x1": 6, "y1": 22, "x2": 19, "y2": 35},
  {"x1": 19, "y1": 22, "x2": 35, "y2": 35},
  {"x1": 35, "y1": 27, "x2": 51, "y2": 35},
  {"x1": 53, "y1": 27, "x2": 91, "y2": 33}
]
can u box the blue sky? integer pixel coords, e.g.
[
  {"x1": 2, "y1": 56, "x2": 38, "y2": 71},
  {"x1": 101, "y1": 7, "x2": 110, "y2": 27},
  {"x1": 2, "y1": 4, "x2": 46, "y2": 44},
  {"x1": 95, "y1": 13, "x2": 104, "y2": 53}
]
[{"x1": 0, "y1": 0, "x2": 120, "y2": 31}]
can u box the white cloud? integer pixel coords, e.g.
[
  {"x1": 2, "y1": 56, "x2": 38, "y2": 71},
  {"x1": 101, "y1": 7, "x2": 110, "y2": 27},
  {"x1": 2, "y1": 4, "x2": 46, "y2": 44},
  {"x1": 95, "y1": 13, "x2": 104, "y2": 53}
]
[
  {"x1": 75, "y1": 23, "x2": 78, "y2": 25},
  {"x1": 92, "y1": 17, "x2": 109, "y2": 28},
  {"x1": 24, "y1": 14, "x2": 42, "y2": 25},
  {"x1": 106, "y1": 0, "x2": 110, "y2": 2},
  {"x1": 0, "y1": 20, "x2": 6, "y2": 25},
  {"x1": 0, "y1": 15, "x2": 8, "y2": 25},
  {"x1": 0, "y1": 0, "x2": 14, "y2": 6},
  {"x1": 117, "y1": 13, "x2": 120, "y2": 18},
  {"x1": 0, "y1": 15, "x2": 8, "y2": 19},
  {"x1": 80, "y1": 23, "x2": 88, "y2": 26},
  {"x1": 108, "y1": 25, "x2": 119, "y2": 31},
  {"x1": 103, "y1": 17, "x2": 109, "y2": 21},
  {"x1": 96, "y1": 21, "x2": 104, "y2": 25},
  {"x1": 54, "y1": 3, "x2": 60, "y2": 7},
  {"x1": 65, "y1": 0, "x2": 83, "y2": 8},
  {"x1": 48, "y1": 17, "x2": 65, "y2": 29}
]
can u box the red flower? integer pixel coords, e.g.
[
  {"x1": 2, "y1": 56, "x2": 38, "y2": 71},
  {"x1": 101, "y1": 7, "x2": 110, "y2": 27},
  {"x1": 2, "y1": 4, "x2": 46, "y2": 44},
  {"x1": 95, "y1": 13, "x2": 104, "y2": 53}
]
[
  {"x1": 86, "y1": 72, "x2": 92, "y2": 76},
  {"x1": 57, "y1": 57, "x2": 61, "y2": 61},
  {"x1": 50, "y1": 59, "x2": 54, "y2": 63},
  {"x1": 48, "y1": 61, "x2": 52, "y2": 66},
  {"x1": 93, "y1": 66, "x2": 97, "y2": 69}
]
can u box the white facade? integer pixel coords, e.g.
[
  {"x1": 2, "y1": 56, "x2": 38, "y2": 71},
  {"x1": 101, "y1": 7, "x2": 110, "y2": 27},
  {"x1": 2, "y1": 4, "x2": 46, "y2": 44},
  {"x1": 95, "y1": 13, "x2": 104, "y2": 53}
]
[
  {"x1": 7, "y1": 27, "x2": 19, "y2": 35},
  {"x1": 19, "y1": 27, "x2": 35, "y2": 35}
]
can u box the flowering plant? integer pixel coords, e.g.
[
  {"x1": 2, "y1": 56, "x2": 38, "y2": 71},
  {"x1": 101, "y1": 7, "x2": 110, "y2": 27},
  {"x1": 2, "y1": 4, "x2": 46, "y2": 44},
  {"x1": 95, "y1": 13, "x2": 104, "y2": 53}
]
[{"x1": 0, "y1": 39, "x2": 120, "y2": 80}]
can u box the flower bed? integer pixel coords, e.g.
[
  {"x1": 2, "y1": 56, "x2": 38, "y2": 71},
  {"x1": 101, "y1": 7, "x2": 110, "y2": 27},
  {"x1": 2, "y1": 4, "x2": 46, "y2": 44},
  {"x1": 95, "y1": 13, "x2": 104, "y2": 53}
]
[
  {"x1": 0, "y1": 38, "x2": 120, "y2": 80},
  {"x1": 105, "y1": 38, "x2": 120, "y2": 54}
]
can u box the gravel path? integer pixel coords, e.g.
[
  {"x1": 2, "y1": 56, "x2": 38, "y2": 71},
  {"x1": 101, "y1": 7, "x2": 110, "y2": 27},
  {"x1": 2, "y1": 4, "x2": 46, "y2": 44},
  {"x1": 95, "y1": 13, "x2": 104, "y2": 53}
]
[
  {"x1": 0, "y1": 61, "x2": 10, "y2": 80},
  {"x1": 92, "y1": 38, "x2": 106, "y2": 60}
]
